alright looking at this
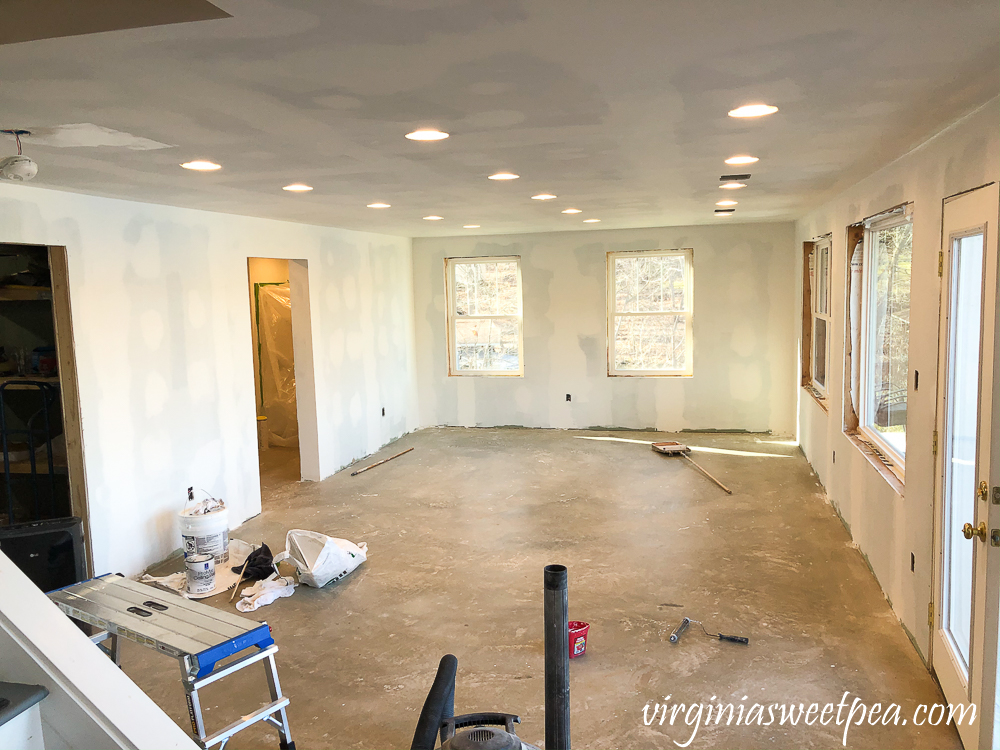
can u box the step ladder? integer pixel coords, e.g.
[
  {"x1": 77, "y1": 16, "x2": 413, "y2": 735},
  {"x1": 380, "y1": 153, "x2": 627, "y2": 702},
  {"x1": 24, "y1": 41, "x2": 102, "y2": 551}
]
[{"x1": 48, "y1": 573, "x2": 295, "y2": 749}]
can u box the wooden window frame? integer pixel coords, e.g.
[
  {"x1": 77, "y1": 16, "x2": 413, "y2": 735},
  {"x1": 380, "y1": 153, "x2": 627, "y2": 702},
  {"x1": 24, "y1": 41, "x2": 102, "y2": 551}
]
[
  {"x1": 444, "y1": 256, "x2": 524, "y2": 377},
  {"x1": 606, "y1": 248, "x2": 694, "y2": 377},
  {"x1": 811, "y1": 237, "x2": 832, "y2": 397}
]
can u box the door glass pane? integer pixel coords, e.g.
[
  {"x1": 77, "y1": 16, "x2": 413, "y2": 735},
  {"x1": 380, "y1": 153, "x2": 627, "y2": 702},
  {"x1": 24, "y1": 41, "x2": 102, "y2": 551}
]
[
  {"x1": 942, "y1": 232, "x2": 984, "y2": 674},
  {"x1": 865, "y1": 223, "x2": 912, "y2": 458}
]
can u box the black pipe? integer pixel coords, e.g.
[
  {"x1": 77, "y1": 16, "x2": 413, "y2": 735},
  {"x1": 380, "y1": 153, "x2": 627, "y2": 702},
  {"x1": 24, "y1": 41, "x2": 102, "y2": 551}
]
[
  {"x1": 410, "y1": 654, "x2": 457, "y2": 750},
  {"x1": 544, "y1": 564, "x2": 571, "y2": 750}
]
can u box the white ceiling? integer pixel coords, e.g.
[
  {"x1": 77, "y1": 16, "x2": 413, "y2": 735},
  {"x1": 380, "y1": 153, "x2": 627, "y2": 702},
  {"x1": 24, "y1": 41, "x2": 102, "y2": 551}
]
[{"x1": 0, "y1": 0, "x2": 996, "y2": 237}]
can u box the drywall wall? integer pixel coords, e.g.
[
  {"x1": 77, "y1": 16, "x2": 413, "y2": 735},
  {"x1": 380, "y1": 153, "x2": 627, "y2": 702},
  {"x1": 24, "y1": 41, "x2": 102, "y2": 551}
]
[
  {"x1": 0, "y1": 184, "x2": 416, "y2": 577},
  {"x1": 0, "y1": 551, "x2": 198, "y2": 749},
  {"x1": 413, "y1": 222, "x2": 797, "y2": 434},
  {"x1": 795, "y1": 98, "x2": 1000, "y2": 658}
]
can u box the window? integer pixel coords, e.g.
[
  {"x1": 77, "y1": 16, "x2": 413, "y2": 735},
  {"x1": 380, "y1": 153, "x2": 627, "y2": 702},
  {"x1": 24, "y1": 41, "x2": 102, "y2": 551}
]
[
  {"x1": 445, "y1": 256, "x2": 523, "y2": 376},
  {"x1": 607, "y1": 249, "x2": 693, "y2": 376},
  {"x1": 810, "y1": 238, "x2": 832, "y2": 395},
  {"x1": 858, "y1": 210, "x2": 912, "y2": 474}
]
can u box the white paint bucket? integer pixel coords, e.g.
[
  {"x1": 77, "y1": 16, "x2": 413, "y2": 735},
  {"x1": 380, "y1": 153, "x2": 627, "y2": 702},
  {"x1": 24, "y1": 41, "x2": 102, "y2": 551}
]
[
  {"x1": 185, "y1": 553, "x2": 215, "y2": 595},
  {"x1": 179, "y1": 505, "x2": 230, "y2": 565}
]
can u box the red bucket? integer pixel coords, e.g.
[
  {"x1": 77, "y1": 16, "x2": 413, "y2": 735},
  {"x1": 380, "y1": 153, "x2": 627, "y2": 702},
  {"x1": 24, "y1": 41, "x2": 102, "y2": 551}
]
[{"x1": 569, "y1": 621, "x2": 590, "y2": 658}]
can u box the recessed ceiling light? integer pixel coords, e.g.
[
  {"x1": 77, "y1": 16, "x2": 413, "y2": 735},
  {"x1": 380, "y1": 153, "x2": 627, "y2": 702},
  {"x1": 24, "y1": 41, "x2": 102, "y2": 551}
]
[
  {"x1": 405, "y1": 129, "x2": 449, "y2": 141},
  {"x1": 716, "y1": 200, "x2": 738, "y2": 206},
  {"x1": 423, "y1": 215, "x2": 443, "y2": 221},
  {"x1": 532, "y1": 193, "x2": 557, "y2": 200},
  {"x1": 488, "y1": 172, "x2": 519, "y2": 180},
  {"x1": 561, "y1": 208, "x2": 582, "y2": 214},
  {"x1": 719, "y1": 182, "x2": 747, "y2": 190},
  {"x1": 367, "y1": 202, "x2": 391, "y2": 208},
  {"x1": 180, "y1": 160, "x2": 221, "y2": 171},
  {"x1": 728, "y1": 104, "x2": 778, "y2": 118},
  {"x1": 282, "y1": 183, "x2": 313, "y2": 192},
  {"x1": 583, "y1": 218, "x2": 601, "y2": 223},
  {"x1": 463, "y1": 225, "x2": 480, "y2": 229},
  {"x1": 724, "y1": 155, "x2": 759, "y2": 165}
]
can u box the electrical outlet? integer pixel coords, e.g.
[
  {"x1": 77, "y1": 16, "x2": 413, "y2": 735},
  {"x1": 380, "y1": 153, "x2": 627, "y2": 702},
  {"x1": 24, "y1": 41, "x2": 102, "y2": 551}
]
[{"x1": 566, "y1": 394, "x2": 571, "y2": 402}]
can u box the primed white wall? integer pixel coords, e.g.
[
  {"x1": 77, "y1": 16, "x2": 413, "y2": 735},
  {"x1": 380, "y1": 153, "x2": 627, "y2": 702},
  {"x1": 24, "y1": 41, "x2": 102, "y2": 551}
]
[
  {"x1": 0, "y1": 184, "x2": 417, "y2": 577},
  {"x1": 795, "y1": 98, "x2": 1000, "y2": 658},
  {"x1": 413, "y1": 223, "x2": 798, "y2": 434}
]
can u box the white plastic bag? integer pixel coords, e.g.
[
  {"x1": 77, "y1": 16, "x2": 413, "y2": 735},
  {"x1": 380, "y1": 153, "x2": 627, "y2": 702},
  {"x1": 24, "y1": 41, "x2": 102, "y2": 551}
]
[{"x1": 273, "y1": 529, "x2": 368, "y2": 588}]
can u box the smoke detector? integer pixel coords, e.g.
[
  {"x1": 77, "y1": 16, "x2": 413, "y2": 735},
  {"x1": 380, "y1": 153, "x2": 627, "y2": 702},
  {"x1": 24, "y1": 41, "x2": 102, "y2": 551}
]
[
  {"x1": 0, "y1": 155, "x2": 38, "y2": 182},
  {"x1": 0, "y1": 130, "x2": 37, "y2": 182}
]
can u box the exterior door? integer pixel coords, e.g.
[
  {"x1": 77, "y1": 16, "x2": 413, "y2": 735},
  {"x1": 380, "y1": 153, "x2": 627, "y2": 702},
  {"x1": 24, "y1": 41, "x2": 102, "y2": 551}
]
[{"x1": 932, "y1": 182, "x2": 999, "y2": 749}]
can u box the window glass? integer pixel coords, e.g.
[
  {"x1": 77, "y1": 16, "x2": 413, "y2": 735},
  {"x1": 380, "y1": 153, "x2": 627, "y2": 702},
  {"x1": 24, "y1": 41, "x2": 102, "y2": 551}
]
[
  {"x1": 864, "y1": 221, "x2": 912, "y2": 459},
  {"x1": 813, "y1": 318, "x2": 827, "y2": 389},
  {"x1": 608, "y1": 250, "x2": 693, "y2": 375},
  {"x1": 447, "y1": 258, "x2": 522, "y2": 375}
]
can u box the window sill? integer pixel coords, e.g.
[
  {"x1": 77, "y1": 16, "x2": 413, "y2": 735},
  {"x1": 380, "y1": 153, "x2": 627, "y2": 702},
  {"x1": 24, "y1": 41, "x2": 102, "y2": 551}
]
[
  {"x1": 802, "y1": 385, "x2": 828, "y2": 413},
  {"x1": 845, "y1": 430, "x2": 904, "y2": 497}
]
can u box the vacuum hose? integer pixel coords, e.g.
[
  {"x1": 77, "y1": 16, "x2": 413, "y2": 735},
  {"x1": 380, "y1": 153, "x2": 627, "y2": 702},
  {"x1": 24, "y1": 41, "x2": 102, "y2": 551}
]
[
  {"x1": 410, "y1": 654, "x2": 458, "y2": 750},
  {"x1": 544, "y1": 564, "x2": 571, "y2": 750}
]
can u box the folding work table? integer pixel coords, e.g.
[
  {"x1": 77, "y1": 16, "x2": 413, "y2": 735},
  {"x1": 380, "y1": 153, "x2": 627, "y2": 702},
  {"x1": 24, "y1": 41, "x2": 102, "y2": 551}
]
[{"x1": 48, "y1": 573, "x2": 295, "y2": 749}]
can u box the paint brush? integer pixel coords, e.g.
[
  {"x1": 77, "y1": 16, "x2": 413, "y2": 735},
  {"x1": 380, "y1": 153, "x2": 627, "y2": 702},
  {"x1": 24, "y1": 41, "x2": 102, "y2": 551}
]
[{"x1": 230, "y1": 554, "x2": 252, "y2": 603}]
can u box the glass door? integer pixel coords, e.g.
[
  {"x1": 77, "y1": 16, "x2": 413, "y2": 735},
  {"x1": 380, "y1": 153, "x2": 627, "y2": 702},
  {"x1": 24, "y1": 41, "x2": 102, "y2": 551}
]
[{"x1": 932, "y1": 182, "x2": 999, "y2": 749}]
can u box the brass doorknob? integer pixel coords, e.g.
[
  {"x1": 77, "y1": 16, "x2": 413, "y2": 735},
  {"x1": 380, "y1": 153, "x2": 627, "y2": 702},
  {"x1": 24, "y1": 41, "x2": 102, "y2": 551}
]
[{"x1": 963, "y1": 521, "x2": 987, "y2": 541}]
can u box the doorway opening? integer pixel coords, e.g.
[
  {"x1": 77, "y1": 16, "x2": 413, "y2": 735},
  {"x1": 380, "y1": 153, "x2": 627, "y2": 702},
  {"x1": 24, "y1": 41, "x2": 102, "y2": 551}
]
[
  {"x1": 931, "y1": 182, "x2": 999, "y2": 749},
  {"x1": 247, "y1": 258, "x2": 319, "y2": 493},
  {"x1": 0, "y1": 242, "x2": 90, "y2": 591}
]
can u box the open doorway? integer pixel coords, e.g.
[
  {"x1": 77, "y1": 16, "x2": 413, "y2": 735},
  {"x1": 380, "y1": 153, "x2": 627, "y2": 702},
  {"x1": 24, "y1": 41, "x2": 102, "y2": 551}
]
[
  {"x1": 0, "y1": 243, "x2": 90, "y2": 590},
  {"x1": 247, "y1": 258, "x2": 319, "y2": 493}
]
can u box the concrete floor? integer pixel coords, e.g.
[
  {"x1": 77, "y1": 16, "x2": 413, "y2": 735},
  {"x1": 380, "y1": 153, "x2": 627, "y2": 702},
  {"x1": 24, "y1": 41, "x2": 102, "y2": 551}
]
[{"x1": 131, "y1": 428, "x2": 959, "y2": 749}]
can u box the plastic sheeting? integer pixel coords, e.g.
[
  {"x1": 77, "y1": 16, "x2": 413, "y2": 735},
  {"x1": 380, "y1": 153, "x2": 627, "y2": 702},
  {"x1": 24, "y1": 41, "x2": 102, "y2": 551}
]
[{"x1": 258, "y1": 283, "x2": 299, "y2": 447}]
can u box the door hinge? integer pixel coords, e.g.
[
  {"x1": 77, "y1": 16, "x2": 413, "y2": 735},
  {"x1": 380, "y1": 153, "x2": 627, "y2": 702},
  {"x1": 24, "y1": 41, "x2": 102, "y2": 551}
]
[
  {"x1": 938, "y1": 251, "x2": 944, "y2": 277},
  {"x1": 932, "y1": 430, "x2": 938, "y2": 455},
  {"x1": 928, "y1": 601, "x2": 934, "y2": 629}
]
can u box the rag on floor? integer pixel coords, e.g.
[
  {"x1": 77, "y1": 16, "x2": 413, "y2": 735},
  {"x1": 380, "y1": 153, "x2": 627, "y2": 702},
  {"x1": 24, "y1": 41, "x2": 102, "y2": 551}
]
[
  {"x1": 232, "y1": 543, "x2": 274, "y2": 581},
  {"x1": 236, "y1": 573, "x2": 296, "y2": 612}
]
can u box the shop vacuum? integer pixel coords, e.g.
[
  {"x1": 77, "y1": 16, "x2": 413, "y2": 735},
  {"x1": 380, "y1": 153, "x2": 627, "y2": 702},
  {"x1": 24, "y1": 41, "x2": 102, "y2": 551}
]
[{"x1": 410, "y1": 565, "x2": 572, "y2": 750}]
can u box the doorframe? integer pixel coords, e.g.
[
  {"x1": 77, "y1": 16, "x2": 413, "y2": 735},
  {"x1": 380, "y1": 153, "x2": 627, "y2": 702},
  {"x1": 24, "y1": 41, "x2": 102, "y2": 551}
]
[
  {"x1": 930, "y1": 182, "x2": 1000, "y2": 748},
  {"x1": 288, "y1": 259, "x2": 320, "y2": 482},
  {"x1": 246, "y1": 258, "x2": 320, "y2": 483},
  {"x1": 48, "y1": 245, "x2": 92, "y2": 576}
]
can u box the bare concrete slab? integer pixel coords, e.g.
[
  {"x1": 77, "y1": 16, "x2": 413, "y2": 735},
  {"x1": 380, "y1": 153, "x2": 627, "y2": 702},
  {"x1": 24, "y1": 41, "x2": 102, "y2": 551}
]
[{"x1": 126, "y1": 427, "x2": 960, "y2": 749}]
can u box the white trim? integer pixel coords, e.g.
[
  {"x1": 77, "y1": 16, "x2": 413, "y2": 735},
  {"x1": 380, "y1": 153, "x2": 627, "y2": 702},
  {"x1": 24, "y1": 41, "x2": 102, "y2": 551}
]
[
  {"x1": 606, "y1": 248, "x2": 694, "y2": 377},
  {"x1": 858, "y1": 211, "x2": 912, "y2": 479},
  {"x1": 810, "y1": 238, "x2": 832, "y2": 396},
  {"x1": 444, "y1": 256, "x2": 524, "y2": 377}
]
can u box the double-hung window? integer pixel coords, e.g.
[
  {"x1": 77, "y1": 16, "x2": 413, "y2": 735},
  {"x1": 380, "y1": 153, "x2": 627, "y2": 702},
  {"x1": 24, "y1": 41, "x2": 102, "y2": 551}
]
[
  {"x1": 810, "y1": 238, "x2": 832, "y2": 396},
  {"x1": 607, "y1": 249, "x2": 693, "y2": 376},
  {"x1": 859, "y1": 209, "x2": 912, "y2": 474},
  {"x1": 445, "y1": 256, "x2": 523, "y2": 376}
]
